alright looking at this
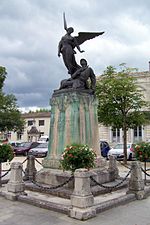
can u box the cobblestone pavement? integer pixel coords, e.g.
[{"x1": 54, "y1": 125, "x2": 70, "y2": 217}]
[{"x1": 0, "y1": 195, "x2": 150, "y2": 225}]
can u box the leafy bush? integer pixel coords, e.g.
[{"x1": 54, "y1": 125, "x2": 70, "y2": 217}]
[
  {"x1": 60, "y1": 144, "x2": 97, "y2": 172},
  {"x1": 134, "y1": 142, "x2": 150, "y2": 161},
  {"x1": 0, "y1": 144, "x2": 14, "y2": 163}
]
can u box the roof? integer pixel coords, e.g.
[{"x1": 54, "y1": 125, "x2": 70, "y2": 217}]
[
  {"x1": 22, "y1": 112, "x2": 51, "y2": 119},
  {"x1": 28, "y1": 126, "x2": 40, "y2": 134}
]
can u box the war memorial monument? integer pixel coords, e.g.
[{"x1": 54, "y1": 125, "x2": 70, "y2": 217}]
[
  {"x1": 3, "y1": 14, "x2": 147, "y2": 222},
  {"x1": 36, "y1": 13, "x2": 115, "y2": 185}
]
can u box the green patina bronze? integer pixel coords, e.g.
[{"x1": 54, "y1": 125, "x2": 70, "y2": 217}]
[{"x1": 43, "y1": 90, "x2": 99, "y2": 169}]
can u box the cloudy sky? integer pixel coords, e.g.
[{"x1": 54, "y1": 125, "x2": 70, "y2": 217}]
[{"x1": 1, "y1": 0, "x2": 150, "y2": 112}]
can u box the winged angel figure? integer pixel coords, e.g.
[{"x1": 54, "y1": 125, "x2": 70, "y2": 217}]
[{"x1": 58, "y1": 13, "x2": 104, "y2": 75}]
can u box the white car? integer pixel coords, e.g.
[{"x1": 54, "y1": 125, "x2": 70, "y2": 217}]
[
  {"x1": 38, "y1": 135, "x2": 49, "y2": 143},
  {"x1": 108, "y1": 143, "x2": 135, "y2": 160},
  {"x1": 29, "y1": 142, "x2": 48, "y2": 157}
]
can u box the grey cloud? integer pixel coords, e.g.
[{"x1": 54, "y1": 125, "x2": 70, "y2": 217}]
[{"x1": 1, "y1": 0, "x2": 150, "y2": 109}]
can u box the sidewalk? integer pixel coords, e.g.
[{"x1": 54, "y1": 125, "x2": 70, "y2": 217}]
[{"x1": 1, "y1": 194, "x2": 150, "y2": 225}]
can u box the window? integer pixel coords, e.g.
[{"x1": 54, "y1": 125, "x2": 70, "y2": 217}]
[
  {"x1": 112, "y1": 127, "x2": 120, "y2": 142},
  {"x1": 17, "y1": 131, "x2": 23, "y2": 140},
  {"x1": 28, "y1": 120, "x2": 33, "y2": 126},
  {"x1": 6, "y1": 132, "x2": 11, "y2": 139},
  {"x1": 133, "y1": 126, "x2": 143, "y2": 142},
  {"x1": 39, "y1": 120, "x2": 44, "y2": 126}
]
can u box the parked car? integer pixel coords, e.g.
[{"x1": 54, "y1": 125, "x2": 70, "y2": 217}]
[
  {"x1": 9, "y1": 141, "x2": 22, "y2": 148},
  {"x1": 13, "y1": 142, "x2": 40, "y2": 156},
  {"x1": 38, "y1": 135, "x2": 49, "y2": 143},
  {"x1": 108, "y1": 143, "x2": 135, "y2": 160},
  {"x1": 100, "y1": 141, "x2": 110, "y2": 158},
  {"x1": 29, "y1": 142, "x2": 48, "y2": 157}
]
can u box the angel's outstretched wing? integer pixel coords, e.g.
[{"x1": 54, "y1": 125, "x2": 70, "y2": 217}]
[
  {"x1": 75, "y1": 32, "x2": 104, "y2": 46},
  {"x1": 63, "y1": 12, "x2": 67, "y2": 31}
]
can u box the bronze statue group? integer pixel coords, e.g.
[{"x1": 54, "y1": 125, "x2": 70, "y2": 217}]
[{"x1": 58, "y1": 13, "x2": 104, "y2": 92}]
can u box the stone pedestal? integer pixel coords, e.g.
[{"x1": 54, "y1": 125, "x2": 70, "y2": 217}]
[
  {"x1": 43, "y1": 89, "x2": 104, "y2": 168},
  {"x1": 108, "y1": 155, "x2": 119, "y2": 180},
  {"x1": 24, "y1": 155, "x2": 37, "y2": 181},
  {"x1": 70, "y1": 169, "x2": 96, "y2": 220},
  {"x1": 6, "y1": 162, "x2": 25, "y2": 200},
  {"x1": 127, "y1": 161, "x2": 145, "y2": 200},
  {"x1": 36, "y1": 89, "x2": 107, "y2": 185}
]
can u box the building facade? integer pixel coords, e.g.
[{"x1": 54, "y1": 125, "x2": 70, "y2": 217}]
[
  {"x1": 10, "y1": 112, "x2": 50, "y2": 142},
  {"x1": 99, "y1": 71, "x2": 150, "y2": 146}
]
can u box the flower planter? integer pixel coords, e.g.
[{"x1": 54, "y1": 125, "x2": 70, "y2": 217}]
[
  {"x1": 60, "y1": 144, "x2": 97, "y2": 173},
  {"x1": 0, "y1": 144, "x2": 14, "y2": 186}
]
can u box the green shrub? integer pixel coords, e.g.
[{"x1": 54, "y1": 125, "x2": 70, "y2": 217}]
[
  {"x1": 134, "y1": 142, "x2": 150, "y2": 161},
  {"x1": 0, "y1": 144, "x2": 14, "y2": 163},
  {"x1": 60, "y1": 144, "x2": 97, "y2": 173}
]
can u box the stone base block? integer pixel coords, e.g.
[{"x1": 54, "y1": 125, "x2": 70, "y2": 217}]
[
  {"x1": 135, "y1": 190, "x2": 146, "y2": 200},
  {"x1": 71, "y1": 195, "x2": 94, "y2": 208},
  {"x1": 42, "y1": 158, "x2": 61, "y2": 169},
  {"x1": 7, "y1": 182, "x2": 25, "y2": 193},
  {"x1": 36, "y1": 168, "x2": 74, "y2": 187},
  {"x1": 90, "y1": 168, "x2": 116, "y2": 185},
  {"x1": 36, "y1": 167, "x2": 116, "y2": 187},
  {"x1": 5, "y1": 191, "x2": 27, "y2": 201},
  {"x1": 69, "y1": 207, "x2": 96, "y2": 220},
  {"x1": 95, "y1": 156, "x2": 106, "y2": 168},
  {"x1": 127, "y1": 189, "x2": 145, "y2": 200},
  {"x1": 129, "y1": 181, "x2": 145, "y2": 191},
  {"x1": 5, "y1": 192, "x2": 19, "y2": 201}
]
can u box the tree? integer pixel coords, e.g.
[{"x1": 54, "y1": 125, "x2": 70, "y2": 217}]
[
  {"x1": 96, "y1": 64, "x2": 148, "y2": 164},
  {"x1": 35, "y1": 108, "x2": 50, "y2": 113},
  {"x1": 0, "y1": 66, "x2": 24, "y2": 134},
  {"x1": 0, "y1": 66, "x2": 7, "y2": 90}
]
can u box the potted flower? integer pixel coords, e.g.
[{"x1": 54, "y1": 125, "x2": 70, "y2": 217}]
[
  {"x1": 60, "y1": 143, "x2": 97, "y2": 173},
  {"x1": 0, "y1": 144, "x2": 14, "y2": 186},
  {"x1": 134, "y1": 142, "x2": 150, "y2": 162}
]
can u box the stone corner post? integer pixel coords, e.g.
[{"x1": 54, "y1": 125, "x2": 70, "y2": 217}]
[
  {"x1": 127, "y1": 161, "x2": 145, "y2": 200},
  {"x1": 69, "y1": 168, "x2": 96, "y2": 220},
  {"x1": 24, "y1": 155, "x2": 37, "y2": 181},
  {"x1": 6, "y1": 162, "x2": 26, "y2": 200},
  {"x1": 108, "y1": 155, "x2": 119, "y2": 180}
]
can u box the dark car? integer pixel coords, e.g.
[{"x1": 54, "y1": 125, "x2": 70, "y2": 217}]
[
  {"x1": 13, "y1": 142, "x2": 40, "y2": 156},
  {"x1": 100, "y1": 141, "x2": 110, "y2": 158},
  {"x1": 9, "y1": 141, "x2": 22, "y2": 148},
  {"x1": 29, "y1": 142, "x2": 48, "y2": 157}
]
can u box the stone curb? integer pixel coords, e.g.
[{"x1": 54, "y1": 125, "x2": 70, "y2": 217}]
[
  {"x1": 95, "y1": 193, "x2": 136, "y2": 213},
  {"x1": 18, "y1": 195, "x2": 70, "y2": 215},
  {"x1": 145, "y1": 185, "x2": 150, "y2": 196},
  {"x1": 16, "y1": 192, "x2": 136, "y2": 216}
]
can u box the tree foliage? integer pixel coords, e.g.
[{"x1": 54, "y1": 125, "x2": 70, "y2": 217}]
[
  {"x1": 0, "y1": 66, "x2": 25, "y2": 132},
  {"x1": 36, "y1": 108, "x2": 50, "y2": 112},
  {"x1": 0, "y1": 66, "x2": 7, "y2": 90},
  {"x1": 96, "y1": 64, "x2": 148, "y2": 163},
  {"x1": 28, "y1": 108, "x2": 51, "y2": 113}
]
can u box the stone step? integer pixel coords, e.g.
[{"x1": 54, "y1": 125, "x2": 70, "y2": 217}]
[
  {"x1": 24, "y1": 178, "x2": 128, "y2": 199},
  {"x1": 18, "y1": 188, "x2": 136, "y2": 215}
]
